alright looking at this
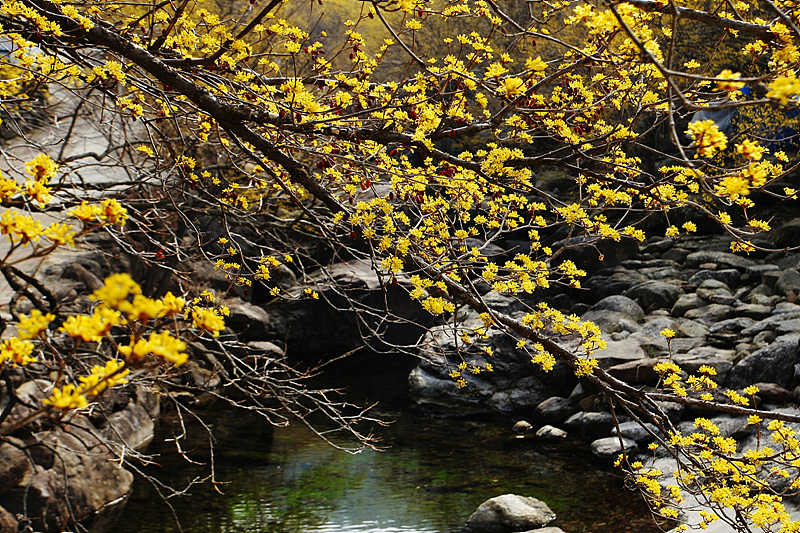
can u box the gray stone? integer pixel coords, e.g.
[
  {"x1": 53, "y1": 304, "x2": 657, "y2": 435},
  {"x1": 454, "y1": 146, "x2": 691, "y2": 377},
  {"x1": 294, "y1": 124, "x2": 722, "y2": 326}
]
[
  {"x1": 773, "y1": 217, "x2": 800, "y2": 248},
  {"x1": 641, "y1": 317, "x2": 680, "y2": 340},
  {"x1": 611, "y1": 421, "x2": 659, "y2": 442},
  {"x1": 672, "y1": 293, "x2": 704, "y2": 317},
  {"x1": 775, "y1": 269, "x2": 800, "y2": 297},
  {"x1": 626, "y1": 281, "x2": 684, "y2": 311},
  {"x1": 752, "y1": 382, "x2": 794, "y2": 403},
  {"x1": 776, "y1": 319, "x2": 800, "y2": 334},
  {"x1": 223, "y1": 298, "x2": 270, "y2": 341},
  {"x1": 0, "y1": 468, "x2": 68, "y2": 533},
  {"x1": 513, "y1": 421, "x2": 533, "y2": 434},
  {"x1": 685, "y1": 251, "x2": 756, "y2": 270},
  {"x1": 775, "y1": 302, "x2": 800, "y2": 315},
  {"x1": 641, "y1": 239, "x2": 674, "y2": 254},
  {"x1": 735, "y1": 304, "x2": 773, "y2": 320},
  {"x1": 247, "y1": 341, "x2": 285, "y2": 356},
  {"x1": 0, "y1": 442, "x2": 30, "y2": 497},
  {"x1": 689, "y1": 270, "x2": 740, "y2": 289},
  {"x1": 661, "y1": 247, "x2": 691, "y2": 263},
  {"x1": 747, "y1": 264, "x2": 781, "y2": 276},
  {"x1": 754, "y1": 330, "x2": 778, "y2": 344},
  {"x1": 585, "y1": 295, "x2": 645, "y2": 322},
  {"x1": 535, "y1": 425, "x2": 568, "y2": 441},
  {"x1": 580, "y1": 310, "x2": 641, "y2": 334},
  {"x1": 708, "y1": 317, "x2": 756, "y2": 334},
  {"x1": 607, "y1": 359, "x2": 660, "y2": 385},
  {"x1": 562, "y1": 411, "x2": 615, "y2": 441},
  {"x1": 678, "y1": 319, "x2": 709, "y2": 338},
  {"x1": 727, "y1": 341, "x2": 800, "y2": 389},
  {"x1": 466, "y1": 494, "x2": 556, "y2": 533},
  {"x1": 696, "y1": 288, "x2": 736, "y2": 306},
  {"x1": 595, "y1": 336, "x2": 648, "y2": 367},
  {"x1": 590, "y1": 437, "x2": 638, "y2": 461},
  {"x1": 519, "y1": 528, "x2": 565, "y2": 533},
  {"x1": 101, "y1": 403, "x2": 154, "y2": 451},
  {"x1": 585, "y1": 269, "x2": 648, "y2": 303},
  {"x1": 534, "y1": 397, "x2": 578, "y2": 425},
  {"x1": 684, "y1": 304, "x2": 735, "y2": 324}
]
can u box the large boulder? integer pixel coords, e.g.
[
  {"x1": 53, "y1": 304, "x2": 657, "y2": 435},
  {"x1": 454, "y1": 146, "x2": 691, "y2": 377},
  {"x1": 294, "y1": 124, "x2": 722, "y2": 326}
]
[
  {"x1": 727, "y1": 341, "x2": 800, "y2": 389},
  {"x1": 685, "y1": 251, "x2": 756, "y2": 270},
  {"x1": 466, "y1": 494, "x2": 556, "y2": 533},
  {"x1": 775, "y1": 269, "x2": 800, "y2": 297},
  {"x1": 625, "y1": 281, "x2": 684, "y2": 311}
]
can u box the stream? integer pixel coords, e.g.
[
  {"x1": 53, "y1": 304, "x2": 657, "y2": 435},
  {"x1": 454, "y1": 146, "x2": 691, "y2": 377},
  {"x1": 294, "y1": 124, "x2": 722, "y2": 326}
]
[{"x1": 115, "y1": 354, "x2": 660, "y2": 533}]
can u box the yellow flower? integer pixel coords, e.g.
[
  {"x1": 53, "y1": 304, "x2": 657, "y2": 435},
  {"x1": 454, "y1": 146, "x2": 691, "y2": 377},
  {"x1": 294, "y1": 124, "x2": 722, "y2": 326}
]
[
  {"x1": 16, "y1": 310, "x2": 55, "y2": 340},
  {"x1": 0, "y1": 337, "x2": 36, "y2": 367},
  {"x1": 161, "y1": 292, "x2": 186, "y2": 315},
  {"x1": 43, "y1": 384, "x2": 88, "y2": 410},
  {"x1": 498, "y1": 77, "x2": 525, "y2": 98},
  {"x1": 716, "y1": 69, "x2": 744, "y2": 92},
  {"x1": 660, "y1": 328, "x2": 676, "y2": 338},
  {"x1": 686, "y1": 120, "x2": 728, "y2": 158},
  {"x1": 25, "y1": 154, "x2": 59, "y2": 183},
  {"x1": 91, "y1": 273, "x2": 141, "y2": 308},
  {"x1": 191, "y1": 307, "x2": 225, "y2": 337},
  {"x1": 145, "y1": 331, "x2": 188, "y2": 365}
]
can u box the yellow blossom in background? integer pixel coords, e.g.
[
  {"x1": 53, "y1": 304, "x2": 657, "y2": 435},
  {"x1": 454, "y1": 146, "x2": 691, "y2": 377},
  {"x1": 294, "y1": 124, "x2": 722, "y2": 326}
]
[{"x1": 716, "y1": 70, "x2": 744, "y2": 92}]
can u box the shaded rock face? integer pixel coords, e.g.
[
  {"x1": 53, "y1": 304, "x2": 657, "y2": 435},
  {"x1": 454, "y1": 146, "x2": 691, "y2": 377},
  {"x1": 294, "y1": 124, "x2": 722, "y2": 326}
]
[
  {"x1": 727, "y1": 341, "x2": 800, "y2": 389},
  {"x1": 409, "y1": 310, "x2": 578, "y2": 415},
  {"x1": 466, "y1": 494, "x2": 556, "y2": 533},
  {"x1": 269, "y1": 259, "x2": 435, "y2": 355}
]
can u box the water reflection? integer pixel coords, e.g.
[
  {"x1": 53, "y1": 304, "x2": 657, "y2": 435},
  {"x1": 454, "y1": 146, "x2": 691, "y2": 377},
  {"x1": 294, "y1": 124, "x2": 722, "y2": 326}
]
[{"x1": 116, "y1": 402, "x2": 658, "y2": 533}]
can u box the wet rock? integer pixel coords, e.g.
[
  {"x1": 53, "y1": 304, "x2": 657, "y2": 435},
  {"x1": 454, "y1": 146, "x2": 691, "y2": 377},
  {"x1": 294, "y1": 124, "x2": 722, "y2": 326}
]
[
  {"x1": 625, "y1": 281, "x2": 684, "y2": 312},
  {"x1": 513, "y1": 421, "x2": 533, "y2": 434},
  {"x1": 727, "y1": 341, "x2": 800, "y2": 389},
  {"x1": 612, "y1": 421, "x2": 659, "y2": 443},
  {"x1": 535, "y1": 425, "x2": 568, "y2": 441},
  {"x1": 672, "y1": 294, "x2": 704, "y2": 317},
  {"x1": 775, "y1": 269, "x2": 800, "y2": 297},
  {"x1": 534, "y1": 397, "x2": 577, "y2": 425},
  {"x1": 591, "y1": 437, "x2": 637, "y2": 461},
  {"x1": 466, "y1": 494, "x2": 556, "y2": 533}
]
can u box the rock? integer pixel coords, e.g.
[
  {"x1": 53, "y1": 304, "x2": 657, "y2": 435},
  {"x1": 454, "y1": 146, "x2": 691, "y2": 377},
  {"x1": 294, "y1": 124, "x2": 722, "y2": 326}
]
[
  {"x1": 727, "y1": 341, "x2": 800, "y2": 389},
  {"x1": 684, "y1": 304, "x2": 735, "y2": 324},
  {"x1": 612, "y1": 421, "x2": 659, "y2": 443},
  {"x1": 672, "y1": 294, "x2": 705, "y2": 317},
  {"x1": 535, "y1": 425, "x2": 568, "y2": 441},
  {"x1": 247, "y1": 341, "x2": 285, "y2": 357},
  {"x1": 774, "y1": 302, "x2": 800, "y2": 315},
  {"x1": 661, "y1": 247, "x2": 691, "y2": 263},
  {"x1": 223, "y1": 298, "x2": 270, "y2": 341},
  {"x1": 0, "y1": 468, "x2": 69, "y2": 533},
  {"x1": 594, "y1": 337, "x2": 647, "y2": 368},
  {"x1": 641, "y1": 239, "x2": 674, "y2": 254},
  {"x1": 696, "y1": 288, "x2": 736, "y2": 306},
  {"x1": 564, "y1": 411, "x2": 615, "y2": 440},
  {"x1": 677, "y1": 319, "x2": 709, "y2": 338},
  {"x1": 0, "y1": 506, "x2": 17, "y2": 533},
  {"x1": 685, "y1": 251, "x2": 756, "y2": 270},
  {"x1": 752, "y1": 382, "x2": 794, "y2": 404},
  {"x1": 579, "y1": 310, "x2": 641, "y2": 334},
  {"x1": 520, "y1": 528, "x2": 565, "y2": 533},
  {"x1": 773, "y1": 217, "x2": 800, "y2": 248},
  {"x1": 776, "y1": 319, "x2": 800, "y2": 334},
  {"x1": 585, "y1": 295, "x2": 645, "y2": 322},
  {"x1": 607, "y1": 359, "x2": 659, "y2": 385},
  {"x1": 584, "y1": 268, "x2": 647, "y2": 304},
  {"x1": 688, "y1": 270, "x2": 740, "y2": 290},
  {"x1": 466, "y1": 494, "x2": 556, "y2": 533},
  {"x1": 591, "y1": 437, "x2": 638, "y2": 461},
  {"x1": 101, "y1": 403, "x2": 154, "y2": 451},
  {"x1": 0, "y1": 442, "x2": 30, "y2": 497},
  {"x1": 735, "y1": 304, "x2": 773, "y2": 320},
  {"x1": 641, "y1": 317, "x2": 679, "y2": 339},
  {"x1": 513, "y1": 421, "x2": 533, "y2": 434},
  {"x1": 534, "y1": 397, "x2": 578, "y2": 425},
  {"x1": 625, "y1": 281, "x2": 684, "y2": 312},
  {"x1": 775, "y1": 269, "x2": 800, "y2": 297},
  {"x1": 708, "y1": 317, "x2": 756, "y2": 334}
]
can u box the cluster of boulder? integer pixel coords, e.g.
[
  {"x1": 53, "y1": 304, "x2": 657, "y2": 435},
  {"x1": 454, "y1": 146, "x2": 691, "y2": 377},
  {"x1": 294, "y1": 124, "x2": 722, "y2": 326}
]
[{"x1": 409, "y1": 231, "x2": 800, "y2": 460}]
